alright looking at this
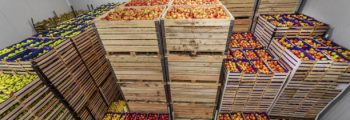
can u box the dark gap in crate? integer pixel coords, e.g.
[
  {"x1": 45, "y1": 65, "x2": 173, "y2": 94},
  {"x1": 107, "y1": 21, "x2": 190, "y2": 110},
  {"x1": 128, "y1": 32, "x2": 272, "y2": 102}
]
[
  {"x1": 169, "y1": 51, "x2": 223, "y2": 56},
  {"x1": 235, "y1": 16, "x2": 250, "y2": 19}
]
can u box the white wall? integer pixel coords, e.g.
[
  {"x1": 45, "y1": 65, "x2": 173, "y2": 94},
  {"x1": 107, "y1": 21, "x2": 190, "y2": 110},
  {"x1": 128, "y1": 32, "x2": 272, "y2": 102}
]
[
  {"x1": 302, "y1": 0, "x2": 350, "y2": 49},
  {"x1": 0, "y1": 0, "x2": 71, "y2": 49},
  {"x1": 68, "y1": 0, "x2": 127, "y2": 11}
]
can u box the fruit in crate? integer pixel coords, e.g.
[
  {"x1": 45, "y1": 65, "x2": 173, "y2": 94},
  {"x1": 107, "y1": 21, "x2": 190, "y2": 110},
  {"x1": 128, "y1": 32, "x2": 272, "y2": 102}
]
[
  {"x1": 304, "y1": 39, "x2": 324, "y2": 48},
  {"x1": 315, "y1": 38, "x2": 340, "y2": 48},
  {"x1": 219, "y1": 113, "x2": 231, "y2": 120},
  {"x1": 244, "y1": 113, "x2": 256, "y2": 120},
  {"x1": 291, "y1": 49, "x2": 309, "y2": 61},
  {"x1": 278, "y1": 38, "x2": 293, "y2": 48},
  {"x1": 0, "y1": 47, "x2": 15, "y2": 56},
  {"x1": 0, "y1": 74, "x2": 38, "y2": 103},
  {"x1": 165, "y1": 6, "x2": 228, "y2": 19},
  {"x1": 237, "y1": 61, "x2": 255, "y2": 73},
  {"x1": 230, "y1": 40, "x2": 239, "y2": 48},
  {"x1": 232, "y1": 33, "x2": 245, "y2": 40},
  {"x1": 249, "y1": 40, "x2": 263, "y2": 49},
  {"x1": 336, "y1": 48, "x2": 350, "y2": 59},
  {"x1": 255, "y1": 113, "x2": 268, "y2": 120},
  {"x1": 173, "y1": 0, "x2": 218, "y2": 5},
  {"x1": 252, "y1": 60, "x2": 271, "y2": 74},
  {"x1": 321, "y1": 49, "x2": 347, "y2": 62},
  {"x1": 289, "y1": 39, "x2": 308, "y2": 48},
  {"x1": 255, "y1": 49, "x2": 273, "y2": 60},
  {"x1": 232, "y1": 50, "x2": 245, "y2": 59},
  {"x1": 136, "y1": 113, "x2": 147, "y2": 120},
  {"x1": 306, "y1": 48, "x2": 328, "y2": 60},
  {"x1": 244, "y1": 50, "x2": 259, "y2": 60},
  {"x1": 231, "y1": 113, "x2": 243, "y2": 120},
  {"x1": 238, "y1": 40, "x2": 251, "y2": 48},
  {"x1": 125, "y1": 113, "x2": 136, "y2": 120},
  {"x1": 225, "y1": 61, "x2": 239, "y2": 72},
  {"x1": 147, "y1": 114, "x2": 158, "y2": 120},
  {"x1": 242, "y1": 32, "x2": 254, "y2": 40},
  {"x1": 266, "y1": 61, "x2": 285, "y2": 73},
  {"x1": 125, "y1": 0, "x2": 168, "y2": 6},
  {"x1": 159, "y1": 114, "x2": 169, "y2": 120},
  {"x1": 104, "y1": 7, "x2": 163, "y2": 20}
]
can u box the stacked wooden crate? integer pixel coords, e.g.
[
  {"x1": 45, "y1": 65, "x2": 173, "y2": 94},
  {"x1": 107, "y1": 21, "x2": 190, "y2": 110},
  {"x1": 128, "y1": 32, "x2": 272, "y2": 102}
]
[
  {"x1": 253, "y1": 14, "x2": 329, "y2": 47},
  {"x1": 221, "y1": 0, "x2": 256, "y2": 32},
  {"x1": 161, "y1": 2, "x2": 234, "y2": 119},
  {"x1": 266, "y1": 37, "x2": 350, "y2": 118},
  {"x1": 94, "y1": 3, "x2": 169, "y2": 113},
  {"x1": 219, "y1": 33, "x2": 289, "y2": 113},
  {"x1": 256, "y1": 0, "x2": 301, "y2": 15}
]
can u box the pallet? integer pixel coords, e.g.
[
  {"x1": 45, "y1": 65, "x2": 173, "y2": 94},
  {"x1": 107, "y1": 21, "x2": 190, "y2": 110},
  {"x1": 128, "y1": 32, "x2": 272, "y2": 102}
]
[
  {"x1": 161, "y1": 4, "x2": 234, "y2": 54},
  {"x1": 120, "y1": 81, "x2": 166, "y2": 102},
  {"x1": 127, "y1": 101, "x2": 168, "y2": 113},
  {"x1": 109, "y1": 54, "x2": 163, "y2": 82},
  {"x1": 94, "y1": 6, "x2": 166, "y2": 54},
  {"x1": 173, "y1": 102, "x2": 215, "y2": 120},
  {"x1": 253, "y1": 15, "x2": 329, "y2": 47},
  {"x1": 168, "y1": 53, "x2": 224, "y2": 83}
]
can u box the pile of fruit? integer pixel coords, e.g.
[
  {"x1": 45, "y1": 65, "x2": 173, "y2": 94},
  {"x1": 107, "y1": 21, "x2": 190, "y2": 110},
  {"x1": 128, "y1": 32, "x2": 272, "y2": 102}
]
[
  {"x1": 0, "y1": 38, "x2": 64, "y2": 61},
  {"x1": 236, "y1": 61, "x2": 256, "y2": 74},
  {"x1": 125, "y1": 0, "x2": 169, "y2": 6},
  {"x1": 0, "y1": 74, "x2": 38, "y2": 103},
  {"x1": 252, "y1": 60, "x2": 272, "y2": 74},
  {"x1": 266, "y1": 60, "x2": 287, "y2": 73},
  {"x1": 107, "y1": 100, "x2": 126, "y2": 112},
  {"x1": 276, "y1": 37, "x2": 350, "y2": 62},
  {"x1": 231, "y1": 33, "x2": 263, "y2": 49},
  {"x1": 261, "y1": 14, "x2": 325, "y2": 27},
  {"x1": 166, "y1": 6, "x2": 228, "y2": 19},
  {"x1": 105, "y1": 113, "x2": 169, "y2": 120},
  {"x1": 104, "y1": 7, "x2": 164, "y2": 20},
  {"x1": 244, "y1": 50, "x2": 259, "y2": 60},
  {"x1": 219, "y1": 112, "x2": 270, "y2": 120},
  {"x1": 173, "y1": 0, "x2": 219, "y2": 5},
  {"x1": 255, "y1": 49, "x2": 274, "y2": 60}
]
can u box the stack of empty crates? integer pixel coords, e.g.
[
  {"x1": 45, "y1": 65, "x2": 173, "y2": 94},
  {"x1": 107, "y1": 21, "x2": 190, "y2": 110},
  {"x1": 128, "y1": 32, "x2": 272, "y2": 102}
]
[
  {"x1": 94, "y1": 4, "x2": 169, "y2": 113},
  {"x1": 161, "y1": 1, "x2": 234, "y2": 119},
  {"x1": 221, "y1": 0, "x2": 256, "y2": 32}
]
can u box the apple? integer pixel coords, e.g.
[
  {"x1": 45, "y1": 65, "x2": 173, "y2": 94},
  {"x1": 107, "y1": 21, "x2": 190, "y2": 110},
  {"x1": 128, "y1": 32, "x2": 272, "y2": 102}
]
[
  {"x1": 159, "y1": 114, "x2": 169, "y2": 120},
  {"x1": 104, "y1": 7, "x2": 163, "y2": 20},
  {"x1": 244, "y1": 113, "x2": 256, "y2": 120},
  {"x1": 290, "y1": 49, "x2": 310, "y2": 61},
  {"x1": 231, "y1": 113, "x2": 244, "y2": 120},
  {"x1": 316, "y1": 38, "x2": 340, "y2": 48},
  {"x1": 165, "y1": 6, "x2": 229, "y2": 19},
  {"x1": 136, "y1": 113, "x2": 147, "y2": 120},
  {"x1": 305, "y1": 48, "x2": 328, "y2": 60},
  {"x1": 0, "y1": 74, "x2": 38, "y2": 103},
  {"x1": 244, "y1": 50, "x2": 259, "y2": 60},
  {"x1": 252, "y1": 60, "x2": 271, "y2": 74},
  {"x1": 321, "y1": 49, "x2": 347, "y2": 62},
  {"x1": 173, "y1": 0, "x2": 218, "y2": 5},
  {"x1": 232, "y1": 33, "x2": 245, "y2": 40},
  {"x1": 266, "y1": 60, "x2": 286, "y2": 73},
  {"x1": 225, "y1": 61, "x2": 239, "y2": 72},
  {"x1": 304, "y1": 39, "x2": 324, "y2": 48},
  {"x1": 255, "y1": 49, "x2": 273, "y2": 60},
  {"x1": 233, "y1": 49, "x2": 245, "y2": 59},
  {"x1": 219, "y1": 113, "x2": 231, "y2": 120},
  {"x1": 147, "y1": 113, "x2": 158, "y2": 120},
  {"x1": 255, "y1": 113, "x2": 268, "y2": 120},
  {"x1": 125, "y1": 0, "x2": 168, "y2": 6},
  {"x1": 289, "y1": 39, "x2": 308, "y2": 48},
  {"x1": 237, "y1": 61, "x2": 256, "y2": 73},
  {"x1": 336, "y1": 48, "x2": 350, "y2": 59},
  {"x1": 277, "y1": 38, "x2": 293, "y2": 48}
]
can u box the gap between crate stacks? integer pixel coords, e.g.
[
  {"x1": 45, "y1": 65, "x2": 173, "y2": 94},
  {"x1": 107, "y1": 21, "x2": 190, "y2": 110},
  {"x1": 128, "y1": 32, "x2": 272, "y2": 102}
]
[{"x1": 221, "y1": 0, "x2": 256, "y2": 32}]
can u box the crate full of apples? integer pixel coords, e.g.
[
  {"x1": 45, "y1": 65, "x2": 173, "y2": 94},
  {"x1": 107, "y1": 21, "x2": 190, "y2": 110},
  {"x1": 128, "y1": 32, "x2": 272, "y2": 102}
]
[
  {"x1": 124, "y1": 0, "x2": 170, "y2": 7},
  {"x1": 230, "y1": 33, "x2": 263, "y2": 49},
  {"x1": 172, "y1": 0, "x2": 220, "y2": 5}
]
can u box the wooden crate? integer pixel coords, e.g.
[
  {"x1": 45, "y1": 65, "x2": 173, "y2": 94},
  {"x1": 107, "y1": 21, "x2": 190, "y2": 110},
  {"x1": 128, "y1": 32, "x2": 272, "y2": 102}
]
[
  {"x1": 256, "y1": 0, "x2": 300, "y2": 15},
  {"x1": 87, "y1": 90, "x2": 109, "y2": 120},
  {"x1": 221, "y1": 0, "x2": 256, "y2": 32},
  {"x1": 127, "y1": 101, "x2": 168, "y2": 113},
  {"x1": 254, "y1": 15, "x2": 329, "y2": 47},
  {"x1": 100, "y1": 73, "x2": 119, "y2": 105},
  {"x1": 168, "y1": 53, "x2": 224, "y2": 83},
  {"x1": 94, "y1": 6, "x2": 166, "y2": 54},
  {"x1": 109, "y1": 54, "x2": 163, "y2": 82},
  {"x1": 120, "y1": 81, "x2": 166, "y2": 102},
  {"x1": 220, "y1": 59, "x2": 289, "y2": 113},
  {"x1": 161, "y1": 4, "x2": 234, "y2": 54},
  {"x1": 173, "y1": 102, "x2": 215, "y2": 119},
  {"x1": 170, "y1": 82, "x2": 219, "y2": 104}
]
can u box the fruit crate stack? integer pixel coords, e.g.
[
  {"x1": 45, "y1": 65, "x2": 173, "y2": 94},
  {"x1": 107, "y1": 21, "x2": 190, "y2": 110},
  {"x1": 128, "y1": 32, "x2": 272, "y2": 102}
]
[
  {"x1": 253, "y1": 14, "x2": 329, "y2": 47},
  {"x1": 161, "y1": 1, "x2": 234, "y2": 119},
  {"x1": 267, "y1": 37, "x2": 350, "y2": 118},
  {"x1": 219, "y1": 33, "x2": 289, "y2": 113},
  {"x1": 104, "y1": 113, "x2": 170, "y2": 120},
  {"x1": 221, "y1": 0, "x2": 256, "y2": 32},
  {"x1": 94, "y1": 0, "x2": 171, "y2": 113},
  {"x1": 218, "y1": 112, "x2": 270, "y2": 120},
  {"x1": 0, "y1": 74, "x2": 74, "y2": 119}
]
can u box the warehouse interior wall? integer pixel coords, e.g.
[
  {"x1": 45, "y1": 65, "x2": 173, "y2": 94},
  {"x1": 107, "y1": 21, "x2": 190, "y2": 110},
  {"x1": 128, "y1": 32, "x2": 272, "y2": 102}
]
[
  {"x1": 302, "y1": 0, "x2": 350, "y2": 49},
  {"x1": 68, "y1": 0, "x2": 127, "y2": 11},
  {"x1": 0, "y1": 0, "x2": 71, "y2": 49},
  {"x1": 302, "y1": 0, "x2": 350, "y2": 119}
]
